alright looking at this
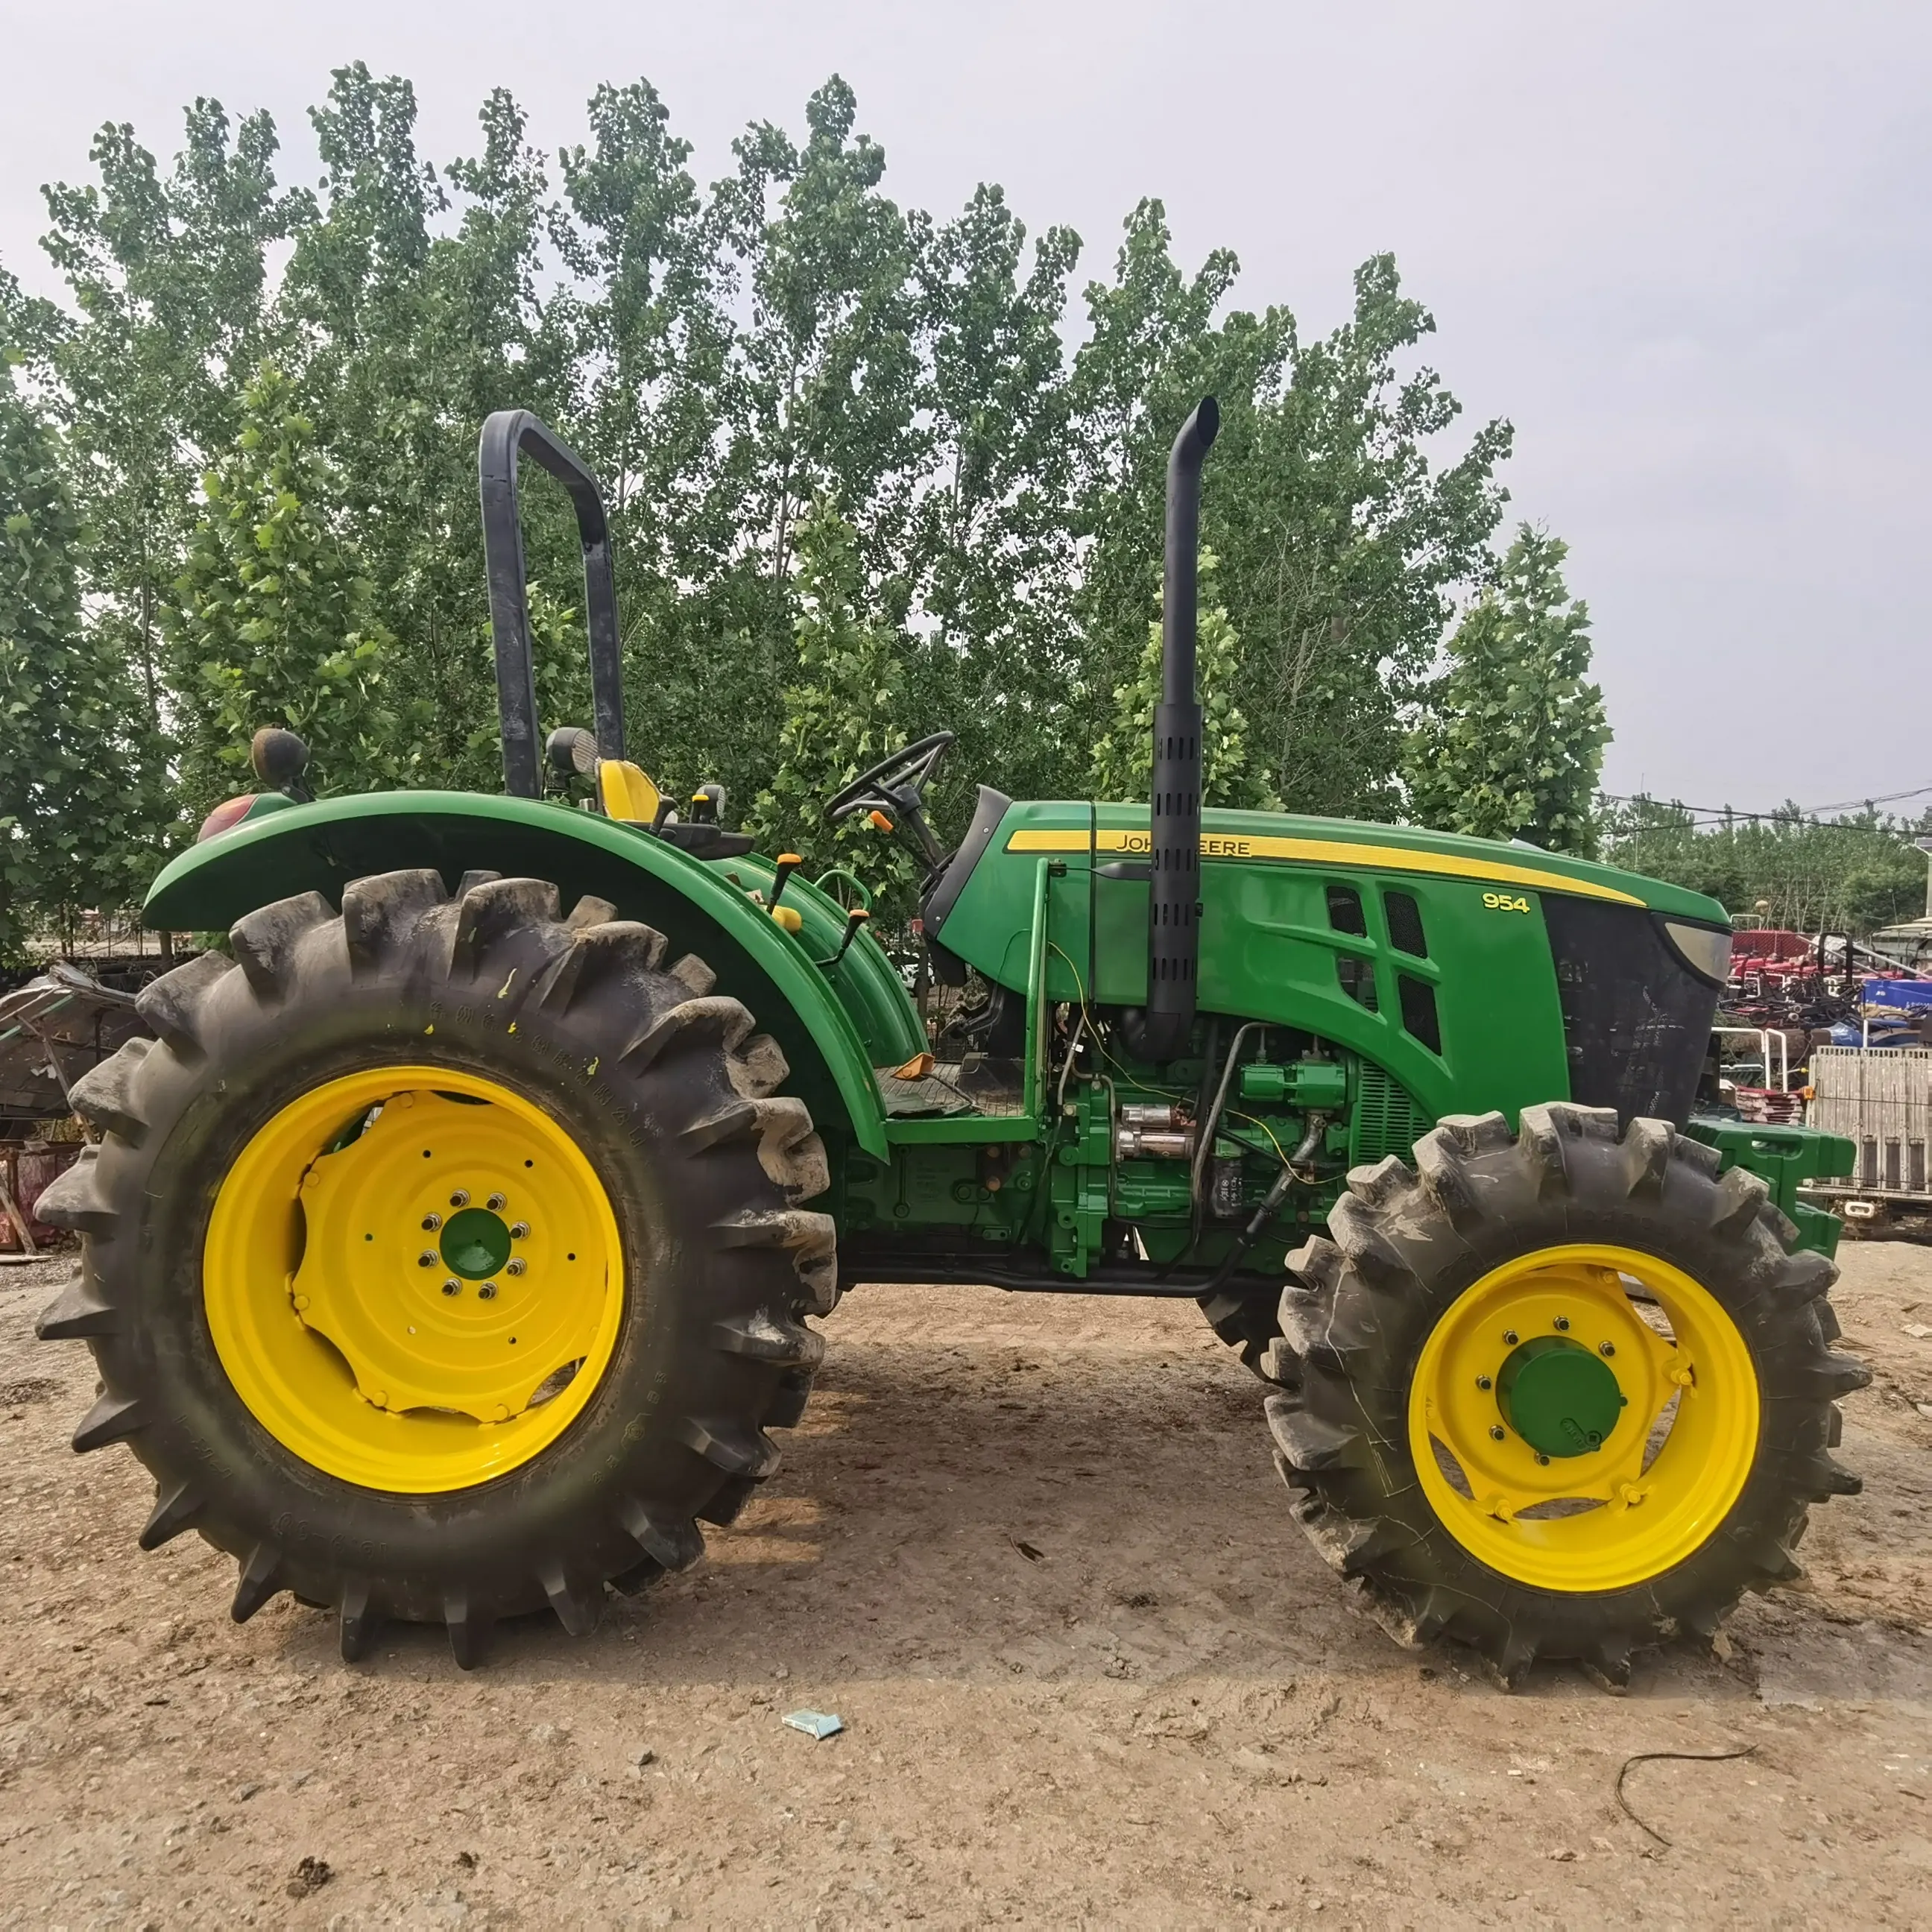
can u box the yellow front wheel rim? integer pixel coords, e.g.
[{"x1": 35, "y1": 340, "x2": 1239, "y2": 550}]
[
  {"x1": 205, "y1": 1066, "x2": 625, "y2": 1494},
  {"x1": 1407, "y1": 1243, "x2": 1759, "y2": 1593}
]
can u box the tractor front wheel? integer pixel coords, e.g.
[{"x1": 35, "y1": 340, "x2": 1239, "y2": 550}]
[
  {"x1": 37, "y1": 870, "x2": 836, "y2": 1667},
  {"x1": 1263, "y1": 1104, "x2": 1868, "y2": 1688}
]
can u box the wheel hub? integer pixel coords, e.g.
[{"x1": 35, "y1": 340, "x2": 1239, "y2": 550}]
[
  {"x1": 291, "y1": 1091, "x2": 586, "y2": 1424},
  {"x1": 1496, "y1": 1335, "x2": 1626, "y2": 1457},
  {"x1": 440, "y1": 1206, "x2": 513, "y2": 1281},
  {"x1": 203, "y1": 1066, "x2": 625, "y2": 1493}
]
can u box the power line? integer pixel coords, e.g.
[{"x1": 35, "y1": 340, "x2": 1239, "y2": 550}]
[{"x1": 1600, "y1": 781, "x2": 1932, "y2": 826}]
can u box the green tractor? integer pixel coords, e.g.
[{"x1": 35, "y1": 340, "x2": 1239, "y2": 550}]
[{"x1": 40, "y1": 402, "x2": 1863, "y2": 1685}]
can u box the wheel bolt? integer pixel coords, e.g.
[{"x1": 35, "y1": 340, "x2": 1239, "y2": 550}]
[
  {"x1": 449, "y1": 1190, "x2": 470, "y2": 1208},
  {"x1": 421, "y1": 1213, "x2": 442, "y2": 1231},
  {"x1": 417, "y1": 1251, "x2": 437, "y2": 1268},
  {"x1": 1476, "y1": 1375, "x2": 1492, "y2": 1391},
  {"x1": 1502, "y1": 1330, "x2": 1518, "y2": 1346},
  {"x1": 505, "y1": 1258, "x2": 526, "y2": 1277},
  {"x1": 486, "y1": 1193, "x2": 507, "y2": 1211},
  {"x1": 1490, "y1": 1425, "x2": 1506, "y2": 1441},
  {"x1": 509, "y1": 1222, "x2": 529, "y2": 1240},
  {"x1": 479, "y1": 1284, "x2": 497, "y2": 1301},
  {"x1": 1553, "y1": 1316, "x2": 1570, "y2": 1332},
  {"x1": 442, "y1": 1279, "x2": 461, "y2": 1296},
  {"x1": 1535, "y1": 1453, "x2": 1550, "y2": 1466},
  {"x1": 1600, "y1": 1341, "x2": 1616, "y2": 1357}
]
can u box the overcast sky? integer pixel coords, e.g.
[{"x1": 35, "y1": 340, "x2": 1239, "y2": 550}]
[{"x1": 4, "y1": 1, "x2": 1928, "y2": 817}]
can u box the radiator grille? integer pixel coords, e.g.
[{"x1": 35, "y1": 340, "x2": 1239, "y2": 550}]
[{"x1": 1351, "y1": 1059, "x2": 1433, "y2": 1167}]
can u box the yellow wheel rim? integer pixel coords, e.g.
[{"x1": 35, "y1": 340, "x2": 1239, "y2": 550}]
[
  {"x1": 205, "y1": 1065, "x2": 625, "y2": 1494},
  {"x1": 1407, "y1": 1243, "x2": 1759, "y2": 1593}
]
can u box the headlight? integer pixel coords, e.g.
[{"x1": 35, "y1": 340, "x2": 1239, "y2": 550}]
[{"x1": 1661, "y1": 920, "x2": 1733, "y2": 988}]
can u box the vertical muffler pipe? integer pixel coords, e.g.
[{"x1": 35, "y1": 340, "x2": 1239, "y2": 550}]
[{"x1": 1137, "y1": 394, "x2": 1219, "y2": 1062}]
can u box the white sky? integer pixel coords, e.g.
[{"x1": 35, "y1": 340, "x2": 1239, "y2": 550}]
[{"x1": 4, "y1": 1, "x2": 1928, "y2": 815}]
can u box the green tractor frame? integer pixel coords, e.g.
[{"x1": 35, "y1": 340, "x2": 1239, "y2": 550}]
[{"x1": 39, "y1": 399, "x2": 1865, "y2": 1686}]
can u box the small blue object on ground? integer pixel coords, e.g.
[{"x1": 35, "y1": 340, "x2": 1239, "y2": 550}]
[{"x1": 780, "y1": 1710, "x2": 845, "y2": 1740}]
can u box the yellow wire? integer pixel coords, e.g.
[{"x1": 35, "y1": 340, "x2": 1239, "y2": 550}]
[
  {"x1": 1044, "y1": 940, "x2": 1306, "y2": 1172},
  {"x1": 1045, "y1": 941, "x2": 1193, "y2": 1105},
  {"x1": 1228, "y1": 1106, "x2": 1295, "y2": 1168}
]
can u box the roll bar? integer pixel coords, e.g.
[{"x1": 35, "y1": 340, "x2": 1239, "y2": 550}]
[{"x1": 477, "y1": 411, "x2": 625, "y2": 798}]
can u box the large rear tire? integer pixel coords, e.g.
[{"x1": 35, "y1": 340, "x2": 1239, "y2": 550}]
[
  {"x1": 36, "y1": 870, "x2": 836, "y2": 1667},
  {"x1": 1263, "y1": 1103, "x2": 1867, "y2": 1688}
]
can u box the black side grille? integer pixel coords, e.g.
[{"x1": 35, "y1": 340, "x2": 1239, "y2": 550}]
[
  {"x1": 1384, "y1": 891, "x2": 1428, "y2": 958},
  {"x1": 1398, "y1": 973, "x2": 1442, "y2": 1055},
  {"x1": 1542, "y1": 897, "x2": 1721, "y2": 1126}
]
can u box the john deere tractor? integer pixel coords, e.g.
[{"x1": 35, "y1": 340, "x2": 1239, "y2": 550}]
[{"x1": 39, "y1": 402, "x2": 1863, "y2": 1685}]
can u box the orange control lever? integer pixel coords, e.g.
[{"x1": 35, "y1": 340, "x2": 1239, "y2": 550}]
[
  {"x1": 768, "y1": 852, "x2": 802, "y2": 908},
  {"x1": 824, "y1": 906, "x2": 871, "y2": 966}
]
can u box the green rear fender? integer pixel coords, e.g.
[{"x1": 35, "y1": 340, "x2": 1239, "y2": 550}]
[{"x1": 145, "y1": 792, "x2": 892, "y2": 1161}]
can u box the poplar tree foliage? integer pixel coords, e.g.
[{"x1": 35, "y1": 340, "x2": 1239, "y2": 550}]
[
  {"x1": 0, "y1": 352, "x2": 162, "y2": 956},
  {"x1": 166, "y1": 364, "x2": 415, "y2": 813},
  {"x1": 1404, "y1": 526, "x2": 1609, "y2": 855},
  {"x1": 745, "y1": 499, "x2": 917, "y2": 904},
  {"x1": 1089, "y1": 555, "x2": 1280, "y2": 812},
  {"x1": 0, "y1": 61, "x2": 1638, "y2": 942}
]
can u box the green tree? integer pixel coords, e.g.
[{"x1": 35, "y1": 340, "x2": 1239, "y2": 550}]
[
  {"x1": 724, "y1": 79, "x2": 924, "y2": 592},
  {"x1": 280, "y1": 68, "x2": 579, "y2": 794},
  {"x1": 1603, "y1": 797, "x2": 1931, "y2": 934},
  {"x1": 1405, "y1": 525, "x2": 1608, "y2": 853},
  {"x1": 0, "y1": 351, "x2": 168, "y2": 953},
  {"x1": 906, "y1": 185, "x2": 1082, "y2": 812},
  {"x1": 165, "y1": 364, "x2": 415, "y2": 812},
  {"x1": 551, "y1": 78, "x2": 777, "y2": 809},
  {"x1": 1216, "y1": 256, "x2": 1513, "y2": 819},
  {"x1": 1069, "y1": 201, "x2": 1273, "y2": 777},
  {"x1": 745, "y1": 499, "x2": 915, "y2": 901},
  {"x1": 27, "y1": 100, "x2": 303, "y2": 756},
  {"x1": 1090, "y1": 555, "x2": 1279, "y2": 811}
]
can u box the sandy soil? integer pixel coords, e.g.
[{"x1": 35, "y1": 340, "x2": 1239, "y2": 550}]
[{"x1": 1, "y1": 1240, "x2": 1929, "y2": 1929}]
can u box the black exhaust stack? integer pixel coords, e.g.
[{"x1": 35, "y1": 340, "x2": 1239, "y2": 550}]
[{"x1": 1134, "y1": 395, "x2": 1219, "y2": 1062}]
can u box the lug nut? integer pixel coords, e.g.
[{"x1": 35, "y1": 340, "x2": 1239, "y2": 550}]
[
  {"x1": 509, "y1": 1221, "x2": 529, "y2": 1240},
  {"x1": 417, "y1": 1251, "x2": 437, "y2": 1268},
  {"x1": 449, "y1": 1190, "x2": 470, "y2": 1208},
  {"x1": 486, "y1": 1193, "x2": 507, "y2": 1211},
  {"x1": 1490, "y1": 1425, "x2": 1506, "y2": 1441},
  {"x1": 1553, "y1": 1316, "x2": 1570, "y2": 1332},
  {"x1": 1600, "y1": 1341, "x2": 1616, "y2": 1357},
  {"x1": 1535, "y1": 1452, "x2": 1551, "y2": 1466},
  {"x1": 442, "y1": 1279, "x2": 461, "y2": 1296},
  {"x1": 1476, "y1": 1375, "x2": 1493, "y2": 1392},
  {"x1": 421, "y1": 1212, "x2": 442, "y2": 1231},
  {"x1": 479, "y1": 1283, "x2": 497, "y2": 1301},
  {"x1": 505, "y1": 1258, "x2": 526, "y2": 1277},
  {"x1": 1502, "y1": 1330, "x2": 1518, "y2": 1346}
]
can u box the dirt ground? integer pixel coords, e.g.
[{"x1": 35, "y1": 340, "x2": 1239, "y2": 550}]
[{"x1": 1, "y1": 1240, "x2": 1929, "y2": 1930}]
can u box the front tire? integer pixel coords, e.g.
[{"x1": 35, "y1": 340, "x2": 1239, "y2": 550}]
[
  {"x1": 37, "y1": 870, "x2": 836, "y2": 1667},
  {"x1": 1263, "y1": 1103, "x2": 1868, "y2": 1688}
]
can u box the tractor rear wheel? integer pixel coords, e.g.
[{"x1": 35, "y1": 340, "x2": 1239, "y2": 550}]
[
  {"x1": 1263, "y1": 1103, "x2": 1867, "y2": 1688},
  {"x1": 36, "y1": 870, "x2": 836, "y2": 1667}
]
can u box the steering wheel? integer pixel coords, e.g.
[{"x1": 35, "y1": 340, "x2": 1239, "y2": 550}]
[{"x1": 827, "y1": 730, "x2": 956, "y2": 868}]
